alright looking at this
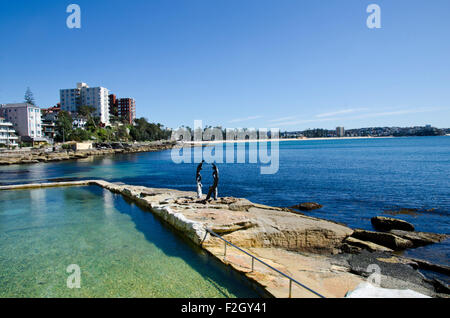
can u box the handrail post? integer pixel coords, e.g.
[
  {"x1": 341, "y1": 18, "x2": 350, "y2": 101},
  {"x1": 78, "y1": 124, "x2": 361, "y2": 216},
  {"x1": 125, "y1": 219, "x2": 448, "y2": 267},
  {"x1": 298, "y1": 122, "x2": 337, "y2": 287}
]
[
  {"x1": 224, "y1": 241, "x2": 227, "y2": 261},
  {"x1": 205, "y1": 228, "x2": 325, "y2": 298},
  {"x1": 289, "y1": 279, "x2": 292, "y2": 298}
]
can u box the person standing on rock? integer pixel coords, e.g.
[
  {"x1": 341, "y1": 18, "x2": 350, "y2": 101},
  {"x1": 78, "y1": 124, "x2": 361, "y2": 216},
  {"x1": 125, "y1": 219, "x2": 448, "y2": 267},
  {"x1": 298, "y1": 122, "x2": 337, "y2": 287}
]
[
  {"x1": 196, "y1": 160, "x2": 205, "y2": 199},
  {"x1": 205, "y1": 163, "x2": 219, "y2": 201}
]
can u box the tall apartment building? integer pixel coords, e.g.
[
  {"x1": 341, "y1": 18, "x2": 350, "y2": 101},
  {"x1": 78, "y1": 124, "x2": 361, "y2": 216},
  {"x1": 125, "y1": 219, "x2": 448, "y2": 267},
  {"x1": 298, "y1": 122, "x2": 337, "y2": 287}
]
[
  {"x1": 109, "y1": 94, "x2": 118, "y2": 117},
  {"x1": 336, "y1": 126, "x2": 345, "y2": 137},
  {"x1": 60, "y1": 82, "x2": 110, "y2": 125},
  {"x1": 0, "y1": 103, "x2": 43, "y2": 141},
  {"x1": 108, "y1": 94, "x2": 136, "y2": 124},
  {"x1": 0, "y1": 117, "x2": 19, "y2": 146},
  {"x1": 117, "y1": 98, "x2": 136, "y2": 124}
]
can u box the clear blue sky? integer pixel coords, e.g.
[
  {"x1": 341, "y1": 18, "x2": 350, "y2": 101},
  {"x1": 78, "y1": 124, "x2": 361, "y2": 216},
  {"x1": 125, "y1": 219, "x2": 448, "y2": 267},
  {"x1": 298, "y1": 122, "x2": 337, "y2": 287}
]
[{"x1": 1, "y1": 0, "x2": 449, "y2": 130}]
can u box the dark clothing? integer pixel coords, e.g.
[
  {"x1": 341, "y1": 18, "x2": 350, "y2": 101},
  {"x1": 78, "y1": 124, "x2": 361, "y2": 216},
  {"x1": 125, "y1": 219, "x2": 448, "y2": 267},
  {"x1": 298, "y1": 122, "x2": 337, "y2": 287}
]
[{"x1": 205, "y1": 166, "x2": 219, "y2": 200}]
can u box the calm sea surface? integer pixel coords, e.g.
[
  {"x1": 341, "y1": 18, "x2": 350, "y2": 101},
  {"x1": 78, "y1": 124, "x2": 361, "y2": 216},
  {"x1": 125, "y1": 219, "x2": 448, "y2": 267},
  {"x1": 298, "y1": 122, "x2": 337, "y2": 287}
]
[
  {"x1": 1, "y1": 136, "x2": 449, "y2": 268},
  {"x1": 0, "y1": 186, "x2": 258, "y2": 297}
]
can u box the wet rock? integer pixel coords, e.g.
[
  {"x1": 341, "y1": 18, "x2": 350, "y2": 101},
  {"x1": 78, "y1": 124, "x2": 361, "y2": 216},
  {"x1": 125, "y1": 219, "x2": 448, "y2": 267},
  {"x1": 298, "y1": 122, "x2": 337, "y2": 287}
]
[
  {"x1": 351, "y1": 229, "x2": 414, "y2": 250},
  {"x1": 404, "y1": 257, "x2": 450, "y2": 276},
  {"x1": 390, "y1": 230, "x2": 448, "y2": 247},
  {"x1": 371, "y1": 216, "x2": 415, "y2": 232},
  {"x1": 384, "y1": 208, "x2": 419, "y2": 216},
  {"x1": 291, "y1": 202, "x2": 323, "y2": 211}
]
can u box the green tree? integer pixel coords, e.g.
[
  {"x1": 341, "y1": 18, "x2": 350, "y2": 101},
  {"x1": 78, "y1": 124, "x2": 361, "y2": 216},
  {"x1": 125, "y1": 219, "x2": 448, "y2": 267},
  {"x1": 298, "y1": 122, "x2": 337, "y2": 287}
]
[
  {"x1": 78, "y1": 106, "x2": 99, "y2": 132},
  {"x1": 78, "y1": 105, "x2": 96, "y2": 118},
  {"x1": 130, "y1": 117, "x2": 171, "y2": 141},
  {"x1": 116, "y1": 125, "x2": 130, "y2": 141},
  {"x1": 71, "y1": 128, "x2": 91, "y2": 142},
  {"x1": 56, "y1": 111, "x2": 73, "y2": 142},
  {"x1": 24, "y1": 87, "x2": 35, "y2": 105}
]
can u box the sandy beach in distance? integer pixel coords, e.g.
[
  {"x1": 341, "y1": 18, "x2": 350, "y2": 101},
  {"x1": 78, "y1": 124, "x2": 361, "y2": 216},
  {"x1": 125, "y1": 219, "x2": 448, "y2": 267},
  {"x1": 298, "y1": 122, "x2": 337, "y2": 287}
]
[{"x1": 184, "y1": 136, "x2": 395, "y2": 145}]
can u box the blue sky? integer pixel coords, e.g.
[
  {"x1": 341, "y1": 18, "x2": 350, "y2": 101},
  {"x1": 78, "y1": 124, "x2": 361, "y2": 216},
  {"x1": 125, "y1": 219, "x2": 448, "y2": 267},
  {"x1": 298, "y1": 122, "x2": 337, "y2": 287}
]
[{"x1": 0, "y1": 0, "x2": 449, "y2": 130}]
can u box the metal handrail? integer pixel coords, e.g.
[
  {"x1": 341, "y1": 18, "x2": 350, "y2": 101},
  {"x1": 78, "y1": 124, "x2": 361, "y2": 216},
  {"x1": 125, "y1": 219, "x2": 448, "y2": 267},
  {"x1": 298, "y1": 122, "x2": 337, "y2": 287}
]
[{"x1": 204, "y1": 228, "x2": 326, "y2": 298}]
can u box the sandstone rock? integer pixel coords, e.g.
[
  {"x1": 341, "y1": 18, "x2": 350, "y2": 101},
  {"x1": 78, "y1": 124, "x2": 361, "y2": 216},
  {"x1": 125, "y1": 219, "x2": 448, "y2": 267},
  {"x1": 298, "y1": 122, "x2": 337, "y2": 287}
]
[
  {"x1": 344, "y1": 237, "x2": 393, "y2": 252},
  {"x1": 209, "y1": 221, "x2": 257, "y2": 234},
  {"x1": 390, "y1": 230, "x2": 448, "y2": 247},
  {"x1": 351, "y1": 229, "x2": 413, "y2": 250},
  {"x1": 229, "y1": 199, "x2": 254, "y2": 212},
  {"x1": 371, "y1": 216, "x2": 415, "y2": 232},
  {"x1": 72, "y1": 153, "x2": 89, "y2": 159},
  {"x1": 291, "y1": 202, "x2": 323, "y2": 211},
  {"x1": 33, "y1": 156, "x2": 48, "y2": 162},
  {"x1": 20, "y1": 159, "x2": 39, "y2": 164},
  {"x1": 404, "y1": 257, "x2": 450, "y2": 276},
  {"x1": 233, "y1": 207, "x2": 354, "y2": 253},
  {"x1": 341, "y1": 243, "x2": 363, "y2": 254},
  {"x1": 383, "y1": 208, "x2": 424, "y2": 216}
]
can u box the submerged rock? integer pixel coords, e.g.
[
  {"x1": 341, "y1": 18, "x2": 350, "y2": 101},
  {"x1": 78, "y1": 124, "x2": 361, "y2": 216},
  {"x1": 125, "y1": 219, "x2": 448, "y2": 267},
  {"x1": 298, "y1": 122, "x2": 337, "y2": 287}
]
[
  {"x1": 291, "y1": 202, "x2": 323, "y2": 211},
  {"x1": 351, "y1": 229, "x2": 413, "y2": 250},
  {"x1": 384, "y1": 208, "x2": 420, "y2": 216},
  {"x1": 371, "y1": 216, "x2": 415, "y2": 232}
]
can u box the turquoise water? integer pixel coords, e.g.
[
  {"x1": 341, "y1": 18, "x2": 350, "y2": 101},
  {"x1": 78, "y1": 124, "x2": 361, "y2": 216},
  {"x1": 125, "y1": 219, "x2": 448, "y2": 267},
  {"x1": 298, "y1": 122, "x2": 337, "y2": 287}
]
[
  {"x1": 0, "y1": 186, "x2": 259, "y2": 297},
  {"x1": 0, "y1": 136, "x2": 449, "y2": 269}
]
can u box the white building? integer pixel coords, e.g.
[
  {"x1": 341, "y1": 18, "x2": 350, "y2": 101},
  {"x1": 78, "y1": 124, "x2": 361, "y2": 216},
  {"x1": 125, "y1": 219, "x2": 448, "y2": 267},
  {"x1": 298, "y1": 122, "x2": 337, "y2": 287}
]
[
  {"x1": 336, "y1": 126, "x2": 345, "y2": 137},
  {"x1": 0, "y1": 117, "x2": 19, "y2": 146},
  {"x1": 60, "y1": 82, "x2": 110, "y2": 125},
  {"x1": 0, "y1": 103, "x2": 43, "y2": 140}
]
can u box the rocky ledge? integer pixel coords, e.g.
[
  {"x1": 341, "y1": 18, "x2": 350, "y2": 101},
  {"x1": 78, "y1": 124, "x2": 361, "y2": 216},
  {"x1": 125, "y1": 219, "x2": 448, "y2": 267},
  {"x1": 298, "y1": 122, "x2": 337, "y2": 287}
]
[
  {"x1": 0, "y1": 180, "x2": 448, "y2": 298},
  {"x1": 0, "y1": 141, "x2": 177, "y2": 165}
]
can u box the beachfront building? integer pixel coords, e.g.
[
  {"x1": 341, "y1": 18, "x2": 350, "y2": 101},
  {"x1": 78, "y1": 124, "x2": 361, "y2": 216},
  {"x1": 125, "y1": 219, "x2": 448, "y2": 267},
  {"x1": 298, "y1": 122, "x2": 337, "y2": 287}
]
[
  {"x1": 0, "y1": 103, "x2": 43, "y2": 142},
  {"x1": 0, "y1": 117, "x2": 19, "y2": 146},
  {"x1": 109, "y1": 94, "x2": 118, "y2": 118},
  {"x1": 41, "y1": 121, "x2": 56, "y2": 141},
  {"x1": 336, "y1": 126, "x2": 345, "y2": 137},
  {"x1": 60, "y1": 82, "x2": 110, "y2": 126},
  {"x1": 109, "y1": 94, "x2": 136, "y2": 125},
  {"x1": 117, "y1": 98, "x2": 136, "y2": 124}
]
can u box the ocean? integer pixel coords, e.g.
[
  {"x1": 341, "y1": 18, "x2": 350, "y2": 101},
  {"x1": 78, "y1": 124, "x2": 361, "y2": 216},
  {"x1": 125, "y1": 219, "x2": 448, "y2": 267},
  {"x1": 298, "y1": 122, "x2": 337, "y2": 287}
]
[{"x1": 1, "y1": 136, "x2": 449, "y2": 269}]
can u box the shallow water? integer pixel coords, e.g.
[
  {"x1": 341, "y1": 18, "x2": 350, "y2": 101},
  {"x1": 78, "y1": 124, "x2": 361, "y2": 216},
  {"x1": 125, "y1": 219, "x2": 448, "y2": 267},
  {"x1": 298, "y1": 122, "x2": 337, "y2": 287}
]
[
  {"x1": 0, "y1": 186, "x2": 259, "y2": 297},
  {"x1": 0, "y1": 136, "x2": 449, "y2": 268}
]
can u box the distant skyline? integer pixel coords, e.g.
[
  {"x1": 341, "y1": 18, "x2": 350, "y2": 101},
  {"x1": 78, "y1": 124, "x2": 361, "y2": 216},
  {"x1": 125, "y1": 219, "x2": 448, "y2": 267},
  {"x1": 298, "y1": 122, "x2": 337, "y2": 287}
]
[{"x1": 1, "y1": 0, "x2": 449, "y2": 130}]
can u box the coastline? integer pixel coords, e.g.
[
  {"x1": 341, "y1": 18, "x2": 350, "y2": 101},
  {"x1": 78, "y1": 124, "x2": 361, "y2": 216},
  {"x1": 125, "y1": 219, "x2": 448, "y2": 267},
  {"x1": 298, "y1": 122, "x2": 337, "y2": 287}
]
[
  {"x1": 1, "y1": 180, "x2": 448, "y2": 298},
  {"x1": 0, "y1": 141, "x2": 178, "y2": 166},
  {"x1": 184, "y1": 136, "x2": 395, "y2": 145}
]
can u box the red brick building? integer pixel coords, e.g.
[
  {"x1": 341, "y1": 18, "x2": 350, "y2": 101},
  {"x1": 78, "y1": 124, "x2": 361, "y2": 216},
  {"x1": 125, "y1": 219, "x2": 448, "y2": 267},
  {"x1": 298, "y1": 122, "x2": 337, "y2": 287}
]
[
  {"x1": 108, "y1": 94, "x2": 118, "y2": 117},
  {"x1": 117, "y1": 98, "x2": 136, "y2": 124},
  {"x1": 108, "y1": 94, "x2": 136, "y2": 124}
]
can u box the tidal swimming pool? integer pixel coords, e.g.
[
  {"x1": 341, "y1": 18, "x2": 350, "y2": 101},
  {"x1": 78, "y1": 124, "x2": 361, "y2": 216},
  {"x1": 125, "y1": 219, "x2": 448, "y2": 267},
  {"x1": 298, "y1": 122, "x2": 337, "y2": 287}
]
[{"x1": 0, "y1": 186, "x2": 259, "y2": 297}]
